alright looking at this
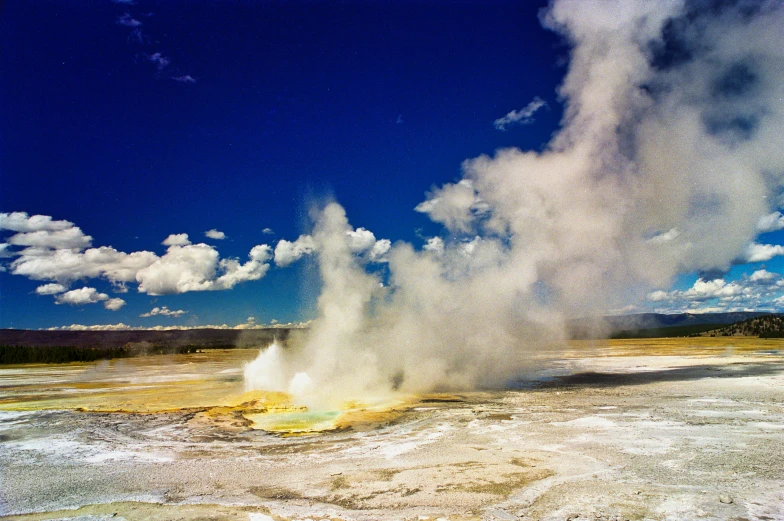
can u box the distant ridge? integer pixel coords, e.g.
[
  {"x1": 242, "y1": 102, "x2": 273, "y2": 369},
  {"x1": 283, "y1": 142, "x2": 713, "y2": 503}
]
[
  {"x1": 568, "y1": 311, "x2": 773, "y2": 339},
  {"x1": 699, "y1": 314, "x2": 784, "y2": 338}
]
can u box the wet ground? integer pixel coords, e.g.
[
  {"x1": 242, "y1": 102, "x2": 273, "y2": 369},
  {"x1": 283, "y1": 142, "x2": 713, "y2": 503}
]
[{"x1": 1, "y1": 340, "x2": 783, "y2": 520}]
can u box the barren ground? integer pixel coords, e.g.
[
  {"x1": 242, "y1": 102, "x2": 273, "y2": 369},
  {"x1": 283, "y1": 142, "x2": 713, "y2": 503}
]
[{"x1": 1, "y1": 339, "x2": 782, "y2": 521}]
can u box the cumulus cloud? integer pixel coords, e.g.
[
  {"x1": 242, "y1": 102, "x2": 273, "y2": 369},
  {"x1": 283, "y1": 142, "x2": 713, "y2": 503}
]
[
  {"x1": 746, "y1": 243, "x2": 784, "y2": 263},
  {"x1": 140, "y1": 306, "x2": 187, "y2": 318},
  {"x1": 749, "y1": 269, "x2": 777, "y2": 283},
  {"x1": 493, "y1": 97, "x2": 548, "y2": 131},
  {"x1": 10, "y1": 246, "x2": 157, "y2": 284},
  {"x1": 274, "y1": 235, "x2": 316, "y2": 267},
  {"x1": 415, "y1": 180, "x2": 490, "y2": 234},
  {"x1": 1, "y1": 213, "x2": 272, "y2": 301},
  {"x1": 136, "y1": 242, "x2": 272, "y2": 295},
  {"x1": 55, "y1": 287, "x2": 107, "y2": 306},
  {"x1": 54, "y1": 287, "x2": 125, "y2": 310},
  {"x1": 648, "y1": 270, "x2": 784, "y2": 312},
  {"x1": 273, "y1": 228, "x2": 391, "y2": 267},
  {"x1": 0, "y1": 212, "x2": 74, "y2": 232},
  {"x1": 162, "y1": 233, "x2": 191, "y2": 246},
  {"x1": 346, "y1": 227, "x2": 376, "y2": 253},
  {"x1": 262, "y1": 228, "x2": 275, "y2": 235},
  {"x1": 204, "y1": 229, "x2": 226, "y2": 240},
  {"x1": 369, "y1": 239, "x2": 392, "y2": 262},
  {"x1": 423, "y1": 236, "x2": 445, "y2": 255},
  {"x1": 135, "y1": 243, "x2": 219, "y2": 294},
  {"x1": 104, "y1": 298, "x2": 126, "y2": 311},
  {"x1": 757, "y1": 211, "x2": 784, "y2": 233},
  {"x1": 211, "y1": 244, "x2": 272, "y2": 290},
  {"x1": 7, "y1": 227, "x2": 92, "y2": 250},
  {"x1": 35, "y1": 283, "x2": 67, "y2": 295}
]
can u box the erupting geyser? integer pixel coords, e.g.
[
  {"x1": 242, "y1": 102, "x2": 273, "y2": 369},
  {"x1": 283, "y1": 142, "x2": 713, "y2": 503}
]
[{"x1": 246, "y1": 0, "x2": 784, "y2": 407}]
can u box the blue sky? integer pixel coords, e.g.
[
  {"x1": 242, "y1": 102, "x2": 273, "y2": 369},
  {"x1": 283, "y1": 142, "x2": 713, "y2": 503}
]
[{"x1": 2, "y1": 0, "x2": 783, "y2": 330}]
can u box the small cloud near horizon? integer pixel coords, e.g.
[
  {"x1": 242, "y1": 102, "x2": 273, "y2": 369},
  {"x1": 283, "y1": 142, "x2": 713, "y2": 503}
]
[{"x1": 140, "y1": 306, "x2": 188, "y2": 318}]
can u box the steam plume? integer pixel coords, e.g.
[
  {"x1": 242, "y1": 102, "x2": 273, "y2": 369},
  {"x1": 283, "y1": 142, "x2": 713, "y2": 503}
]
[{"x1": 246, "y1": 0, "x2": 784, "y2": 406}]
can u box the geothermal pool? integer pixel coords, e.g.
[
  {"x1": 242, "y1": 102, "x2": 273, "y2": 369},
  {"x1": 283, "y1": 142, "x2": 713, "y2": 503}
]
[{"x1": 1, "y1": 340, "x2": 783, "y2": 521}]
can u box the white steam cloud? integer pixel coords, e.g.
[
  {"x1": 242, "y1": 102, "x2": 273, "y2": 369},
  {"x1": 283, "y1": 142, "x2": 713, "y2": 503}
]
[{"x1": 246, "y1": 0, "x2": 784, "y2": 406}]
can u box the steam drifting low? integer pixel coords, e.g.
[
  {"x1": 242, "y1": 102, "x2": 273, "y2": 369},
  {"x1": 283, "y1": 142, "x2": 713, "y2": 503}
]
[{"x1": 247, "y1": 0, "x2": 784, "y2": 406}]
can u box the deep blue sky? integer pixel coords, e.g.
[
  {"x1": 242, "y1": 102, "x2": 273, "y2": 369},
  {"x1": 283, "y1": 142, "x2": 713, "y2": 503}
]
[{"x1": 1, "y1": 1, "x2": 782, "y2": 329}]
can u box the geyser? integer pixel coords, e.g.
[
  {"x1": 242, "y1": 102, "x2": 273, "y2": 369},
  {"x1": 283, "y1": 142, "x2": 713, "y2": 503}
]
[{"x1": 246, "y1": 0, "x2": 784, "y2": 407}]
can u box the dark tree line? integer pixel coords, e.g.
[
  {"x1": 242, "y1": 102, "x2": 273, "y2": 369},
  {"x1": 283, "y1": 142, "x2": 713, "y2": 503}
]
[{"x1": 706, "y1": 315, "x2": 784, "y2": 338}]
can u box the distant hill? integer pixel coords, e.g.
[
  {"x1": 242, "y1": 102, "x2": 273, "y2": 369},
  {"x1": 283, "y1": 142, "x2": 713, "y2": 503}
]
[
  {"x1": 568, "y1": 312, "x2": 773, "y2": 339},
  {"x1": 699, "y1": 314, "x2": 784, "y2": 338}
]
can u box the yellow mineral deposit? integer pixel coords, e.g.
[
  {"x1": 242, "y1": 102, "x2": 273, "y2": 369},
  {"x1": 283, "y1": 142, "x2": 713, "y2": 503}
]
[
  {"x1": 2, "y1": 338, "x2": 779, "y2": 435},
  {"x1": 0, "y1": 348, "x2": 412, "y2": 435}
]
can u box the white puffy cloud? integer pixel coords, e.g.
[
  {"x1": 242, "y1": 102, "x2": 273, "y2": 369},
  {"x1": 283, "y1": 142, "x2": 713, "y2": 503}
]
[
  {"x1": 423, "y1": 236, "x2": 445, "y2": 255},
  {"x1": 104, "y1": 298, "x2": 126, "y2": 311},
  {"x1": 2, "y1": 213, "x2": 271, "y2": 297},
  {"x1": 682, "y1": 279, "x2": 743, "y2": 301},
  {"x1": 415, "y1": 180, "x2": 490, "y2": 233},
  {"x1": 746, "y1": 243, "x2": 784, "y2": 263},
  {"x1": 54, "y1": 287, "x2": 120, "y2": 308},
  {"x1": 646, "y1": 290, "x2": 669, "y2": 302},
  {"x1": 262, "y1": 228, "x2": 275, "y2": 235},
  {"x1": 346, "y1": 227, "x2": 376, "y2": 254},
  {"x1": 35, "y1": 283, "x2": 67, "y2": 295},
  {"x1": 204, "y1": 229, "x2": 226, "y2": 240},
  {"x1": 212, "y1": 244, "x2": 272, "y2": 290},
  {"x1": 8, "y1": 227, "x2": 92, "y2": 250},
  {"x1": 274, "y1": 229, "x2": 390, "y2": 266},
  {"x1": 274, "y1": 235, "x2": 315, "y2": 267},
  {"x1": 1, "y1": 213, "x2": 276, "y2": 313},
  {"x1": 136, "y1": 243, "x2": 272, "y2": 295},
  {"x1": 345, "y1": 228, "x2": 391, "y2": 263},
  {"x1": 749, "y1": 269, "x2": 776, "y2": 283},
  {"x1": 162, "y1": 233, "x2": 191, "y2": 246},
  {"x1": 136, "y1": 243, "x2": 219, "y2": 294},
  {"x1": 0, "y1": 212, "x2": 74, "y2": 232},
  {"x1": 757, "y1": 211, "x2": 784, "y2": 233},
  {"x1": 140, "y1": 306, "x2": 187, "y2": 318},
  {"x1": 369, "y1": 239, "x2": 391, "y2": 262},
  {"x1": 493, "y1": 97, "x2": 547, "y2": 131},
  {"x1": 648, "y1": 270, "x2": 784, "y2": 312},
  {"x1": 10, "y1": 247, "x2": 157, "y2": 284}
]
